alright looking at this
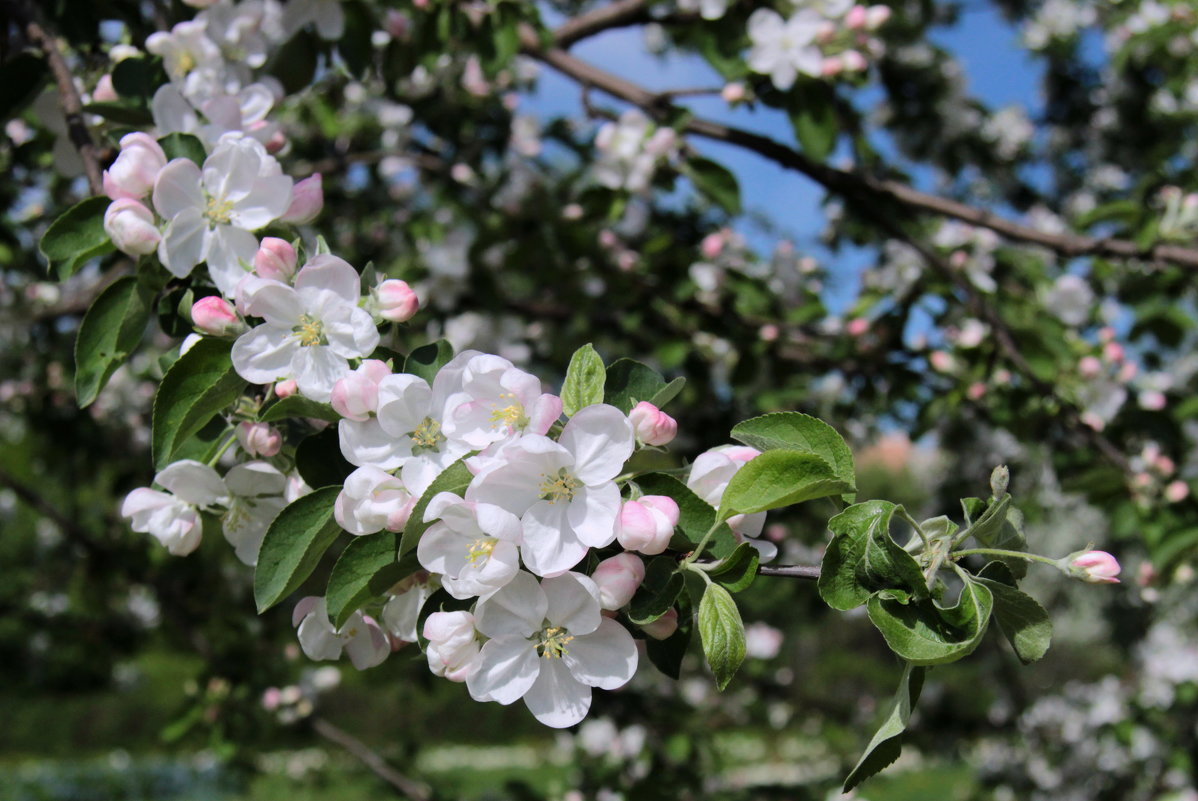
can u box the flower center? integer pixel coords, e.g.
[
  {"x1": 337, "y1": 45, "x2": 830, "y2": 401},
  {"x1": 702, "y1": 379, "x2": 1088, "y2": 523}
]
[
  {"x1": 466, "y1": 537, "x2": 496, "y2": 564},
  {"x1": 409, "y1": 416, "x2": 445, "y2": 453},
  {"x1": 539, "y1": 468, "x2": 581, "y2": 503},
  {"x1": 292, "y1": 314, "x2": 325, "y2": 347},
  {"x1": 535, "y1": 626, "x2": 574, "y2": 659},
  {"x1": 489, "y1": 393, "x2": 528, "y2": 431},
  {"x1": 177, "y1": 50, "x2": 197, "y2": 75},
  {"x1": 205, "y1": 195, "x2": 234, "y2": 225}
]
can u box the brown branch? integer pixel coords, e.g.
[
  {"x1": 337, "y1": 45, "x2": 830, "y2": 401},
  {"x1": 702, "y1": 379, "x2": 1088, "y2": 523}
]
[
  {"x1": 522, "y1": 31, "x2": 1198, "y2": 271},
  {"x1": 553, "y1": 0, "x2": 654, "y2": 48},
  {"x1": 311, "y1": 717, "x2": 431, "y2": 800},
  {"x1": 758, "y1": 564, "x2": 821, "y2": 580},
  {"x1": 7, "y1": 0, "x2": 104, "y2": 195}
]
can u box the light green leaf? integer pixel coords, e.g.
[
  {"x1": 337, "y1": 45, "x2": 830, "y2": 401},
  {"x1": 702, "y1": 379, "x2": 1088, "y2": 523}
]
[
  {"x1": 843, "y1": 662, "x2": 926, "y2": 791},
  {"x1": 39, "y1": 196, "x2": 115, "y2": 280},
  {"x1": 399, "y1": 459, "x2": 474, "y2": 556},
  {"x1": 975, "y1": 562, "x2": 1052, "y2": 664},
  {"x1": 698, "y1": 583, "x2": 745, "y2": 691},
  {"x1": 254, "y1": 487, "x2": 343, "y2": 612},
  {"x1": 635, "y1": 473, "x2": 737, "y2": 559},
  {"x1": 731, "y1": 411, "x2": 856, "y2": 498},
  {"x1": 866, "y1": 576, "x2": 993, "y2": 666},
  {"x1": 326, "y1": 532, "x2": 417, "y2": 628},
  {"x1": 708, "y1": 542, "x2": 760, "y2": 593},
  {"x1": 403, "y1": 339, "x2": 454, "y2": 384},
  {"x1": 151, "y1": 338, "x2": 247, "y2": 469},
  {"x1": 964, "y1": 495, "x2": 1027, "y2": 579},
  {"x1": 259, "y1": 395, "x2": 341, "y2": 423},
  {"x1": 861, "y1": 504, "x2": 927, "y2": 597},
  {"x1": 74, "y1": 276, "x2": 151, "y2": 407},
  {"x1": 650, "y1": 376, "x2": 686, "y2": 408},
  {"x1": 717, "y1": 450, "x2": 852, "y2": 521},
  {"x1": 561, "y1": 343, "x2": 605, "y2": 417}
]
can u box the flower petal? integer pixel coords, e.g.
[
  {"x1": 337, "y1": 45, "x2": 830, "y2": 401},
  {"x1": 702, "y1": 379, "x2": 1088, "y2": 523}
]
[
  {"x1": 542, "y1": 572, "x2": 601, "y2": 636},
  {"x1": 563, "y1": 617, "x2": 639, "y2": 690},
  {"x1": 559, "y1": 404, "x2": 634, "y2": 485},
  {"x1": 523, "y1": 656, "x2": 592, "y2": 728},
  {"x1": 467, "y1": 635, "x2": 539, "y2": 705},
  {"x1": 474, "y1": 570, "x2": 546, "y2": 639}
]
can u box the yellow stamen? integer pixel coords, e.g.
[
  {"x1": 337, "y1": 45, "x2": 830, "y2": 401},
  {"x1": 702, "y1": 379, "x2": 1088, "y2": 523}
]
[
  {"x1": 489, "y1": 393, "x2": 528, "y2": 430},
  {"x1": 293, "y1": 314, "x2": 324, "y2": 347},
  {"x1": 410, "y1": 417, "x2": 445, "y2": 452},
  {"x1": 536, "y1": 626, "x2": 575, "y2": 659},
  {"x1": 205, "y1": 196, "x2": 234, "y2": 225},
  {"x1": 466, "y1": 538, "x2": 496, "y2": 564},
  {"x1": 538, "y1": 468, "x2": 581, "y2": 504}
]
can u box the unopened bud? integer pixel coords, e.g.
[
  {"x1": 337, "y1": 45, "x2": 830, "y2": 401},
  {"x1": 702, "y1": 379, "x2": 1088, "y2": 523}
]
[
  {"x1": 1078, "y1": 355, "x2": 1102, "y2": 378},
  {"x1": 103, "y1": 198, "x2": 161, "y2": 256},
  {"x1": 103, "y1": 132, "x2": 167, "y2": 201},
  {"x1": 628, "y1": 401, "x2": 677, "y2": 447},
  {"x1": 592, "y1": 553, "x2": 646, "y2": 610},
  {"x1": 1165, "y1": 480, "x2": 1189, "y2": 503},
  {"x1": 990, "y1": 465, "x2": 1009, "y2": 499},
  {"x1": 93, "y1": 74, "x2": 118, "y2": 103},
  {"x1": 840, "y1": 50, "x2": 869, "y2": 73},
  {"x1": 375, "y1": 279, "x2": 419, "y2": 323},
  {"x1": 254, "y1": 237, "x2": 297, "y2": 281},
  {"x1": 721, "y1": 82, "x2": 746, "y2": 104},
  {"x1": 275, "y1": 379, "x2": 298, "y2": 398},
  {"x1": 237, "y1": 421, "x2": 282, "y2": 457},
  {"x1": 846, "y1": 5, "x2": 869, "y2": 29},
  {"x1": 280, "y1": 174, "x2": 323, "y2": 224},
  {"x1": 641, "y1": 608, "x2": 678, "y2": 640},
  {"x1": 700, "y1": 232, "x2": 725, "y2": 260},
  {"x1": 1064, "y1": 550, "x2": 1121, "y2": 584},
  {"x1": 865, "y1": 5, "x2": 892, "y2": 30},
  {"x1": 191, "y1": 296, "x2": 241, "y2": 336},
  {"x1": 616, "y1": 496, "x2": 679, "y2": 555},
  {"x1": 330, "y1": 359, "x2": 391, "y2": 421}
]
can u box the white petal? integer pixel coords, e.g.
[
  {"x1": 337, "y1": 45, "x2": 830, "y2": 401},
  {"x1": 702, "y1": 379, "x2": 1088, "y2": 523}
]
[
  {"x1": 232, "y1": 325, "x2": 297, "y2": 385},
  {"x1": 230, "y1": 174, "x2": 293, "y2": 229},
  {"x1": 295, "y1": 254, "x2": 362, "y2": 304},
  {"x1": 339, "y1": 418, "x2": 409, "y2": 470},
  {"x1": 206, "y1": 225, "x2": 259, "y2": 296},
  {"x1": 474, "y1": 570, "x2": 546, "y2": 638},
  {"x1": 566, "y1": 483, "x2": 620, "y2": 549},
  {"x1": 323, "y1": 306, "x2": 380, "y2": 359},
  {"x1": 224, "y1": 461, "x2": 287, "y2": 497},
  {"x1": 563, "y1": 617, "x2": 638, "y2": 690},
  {"x1": 158, "y1": 207, "x2": 207, "y2": 279},
  {"x1": 344, "y1": 621, "x2": 390, "y2": 669},
  {"x1": 520, "y1": 501, "x2": 589, "y2": 577},
  {"x1": 242, "y1": 281, "x2": 303, "y2": 326},
  {"x1": 523, "y1": 657, "x2": 592, "y2": 728},
  {"x1": 156, "y1": 459, "x2": 226, "y2": 506},
  {"x1": 153, "y1": 158, "x2": 204, "y2": 219},
  {"x1": 203, "y1": 136, "x2": 260, "y2": 204},
  {"x1": 376, "y1": 374, "x2": 433, "y2": 436},
  {"x1": 292, "y1": 346, "x2": 349, "y2": 403},
  {"x1": 542, "y1": 572, "x2": 601, "y2": 636},
  {"x1": 559, "y1": 404, "x2": 634, "y2": 485},
  {"x1": 467, "y1": 635, "x2": 540, "y2": 705},
  {"x1": 476, "y1": 502, "x2": 522, "y2": 543}
]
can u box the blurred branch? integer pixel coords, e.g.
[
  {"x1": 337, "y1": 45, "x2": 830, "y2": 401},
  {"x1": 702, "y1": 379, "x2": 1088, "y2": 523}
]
[
  {"x1": 553, "y1": 0, "x2": 654, "y2": 48},
  {"x1": 312, "y1": 716, "x2": 431, "y2": 800},
  {"x1": 5, "y1": 0, "x2": 104, "y2": 195},
  {"x1": 522, "y1": 29, "x2": 1198, "y2": 271},
  {"x1": 0, "y1": 464, "x2": 102, "y2": 555}
]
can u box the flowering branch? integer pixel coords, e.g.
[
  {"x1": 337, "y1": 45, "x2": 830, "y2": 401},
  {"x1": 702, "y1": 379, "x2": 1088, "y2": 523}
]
[{"x1": 311, "y1": 717, "x2": 431, "y2": 800}]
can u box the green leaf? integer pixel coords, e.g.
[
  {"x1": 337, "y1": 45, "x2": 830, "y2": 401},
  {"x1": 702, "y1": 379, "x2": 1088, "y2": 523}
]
[
  {"x1": 698, "y1": 583, "x2": 745, "y2": 691},
  {"x1": 645, "y1": 586, "x2": 693, "y2": 680},
  {"x1": 708, "y1": 542, "x2": 759, "y2": 593},
  {"x1": 964, "y1": 495, "x2": 1027, "y2": 579},
  {"x1": 111, "y1": 57, "x2": 156, "y2": 102},
  {"x1": 717, "y1": 450, "x2": 852, "y2": 520},
  {"x1": 158, "y1": 132, "x2": 208, "y2": 166},
  {"x1": 403, "y1": 340, "x2": 454, "y2": 384},
  {"x1": 73, "y1": 276, "x2": 151, "y2": 407},
  {"x1": 866, "y1": 577, "x2": 993, "y2": 666},
  {"x1": 975, "y1": 562, "x2": 1052, "y2": 664},
  {"x1": 81, "y1": 102, "x2": 154, "y2": 126},
  {"x1": 152, "y1": 338, "x2": 247, "y2": 469},
  {"x1": 254, "y1": 487, "x2": 343, "y2": 612},
  {"x1": 628, "y1": 556, "x2": 684, "y2": 625},
  {"x1": 843, "y1": 662, "x2": 926, "y2": 792},
  {"x1": 861, "y1": 504, "x2": 927, "y2": 597},
  {"x1": 603, "y1": 358, "x2": 666, "y2": 414},
  {"x1": 326, "y1": 531, "x2": 416, "y2": 628},
  {"x1": 650, "y1": 376, "x2": 686, "y2": 408},
  {"x1": 294, "y1": 428, "x2": 355, "y2": 490},
  {"x1": 259, "y1": 395, "x2": 341, "y2": 424},
  {"x1": 635, "y1": 473, "x2": 737, "y2": 559},
  {"x1": 268, "y1": 30, "x2": 319, "y2": 95},
  {"x1": 685, "y1": 156, "x2": 741, "y2": 215},
  {"x1": 819, "y1": 500, "x2": 924, "y2": 610},
  {"x1": 561, "y1": 343, "x2": 606, "y2": 417},
  {"x1": 399, "y1": 459, "x2": 473, "y2": 556},
  {"x1": 39, "y1": 196, "x2": 115, "y2": 280},
  {"x1": 787, "y1": 82, "x2": 838, "y2": 162},
  {"x1": 731, "y1": 411, "x2": 856, "y2": 498}
]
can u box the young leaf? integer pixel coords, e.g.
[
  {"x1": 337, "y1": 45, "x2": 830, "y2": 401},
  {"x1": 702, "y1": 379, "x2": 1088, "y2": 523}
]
[
  {"x1": 787, "y1": 82, "x2": 838, "y2": 162},
  {"x1": 685, "y1": 156, "x2": 742, "y2": 215},
  {"x1": 157, "y1": 132, "x2": 207, "y2": 166},
  {"x1": 561, "y1": 343, "x2": 606, "y2": 417},
  {"x1": 326, "y1": 531, "x2": 415, "y2": 628},
  {"x1": 866, "y1": 577, "x2": 994, "y2": 666},
  {"x1": 965, "y1": 496, "x2": 1028, "y2": 579},
  {"x1": 254, "y1": 487, "x2": 343, "y2": 612},
  {"x1": 708, "y1": 542, "x2": 760, "y2": 593},
  {"x1": 650, "y1": 376, "x2": 686, "y2": 408},
  {"x1": 861, "y1": 504, "x2": 927, "y2": 597},
  {"x1": 698, "y1": 582, "x2": 745, "y2": 691},
  {"x1": 39, "y1": 196, "x2": 115, "y2": 280},
  {"x1": 151, "y1": 338, "x2": 247, "y2": 469},
  {"x1": 259, "y1": 394, "x2": 341, "y2": 423},
  {"x1": 730, "y1": 411, "x2": 856, "y2": 495},
  {"x1": 603, "y1": 358, "x2": 666, "y2": 414},
  {"x1": 399, "y1": 459, "x2": 473, "y2": 556},
  {"x1": 843, "y1": 662, "x2": 926, "y2": 792},
  {"x1": 819, "y1": 502, "x2": 881, "y2": 611},
  {"x1": 74, "y1": 276, "x2": 151, "y2": 407},
  {"x1": 628, "y1": 556, "x2": 684, "y2": 624},
  {"x1": 404, "y1": 340, "x2": 454, "y2": 383},
  {"x1": 635, "y1": 473, "x2": 737, "y2": 559},
  {"x1": 294, "y1": 428, "x2": 355, "y2": 489},
  {"x1": 974, "y1": 562, "x2": 1052, "y2": 664},
  {"x1": 717, "y1": 450, "x2": 852, "y2": 520}
]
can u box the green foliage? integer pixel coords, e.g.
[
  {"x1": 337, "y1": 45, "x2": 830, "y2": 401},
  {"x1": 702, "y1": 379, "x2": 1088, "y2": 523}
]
[
  {"x1": 635, "y1": 473, "x2": 738, "y2": 559},
  {"x1": 684, "y1": 156, "x2": 742, "y2": 215},
  {"x1": 603, "y1": 358, "x2": 684, "y2": 413},
  {"x1": 38, "y1": 196, "x2": 115, "y2": 280},
  {"x1": 0, "y1": 52, "x2": 48, "y2": 122},
  {"x1": 254, "y1": 487, "x2": 343, "y2": 612},
  {"x1": 326, "y1": 532, "x2": 416, "y2": 628},
  {"x1": 717, "y1": 450, "x2": 853, "y2": 520},
  {"x1": 73, "y1": 276, "x2": 151, "y2": 407},
  {"x1": 866, "y1": 575, "x2": 993, "y2": 666},
  {"x1": 561, "y1": 343, "x2": 606, "y2": 416},
  {"x1": 399, "y1": 459, "x2": 474, "y2": 556},
  {"x1": 975, "y1": 562, "x2": 1052, "y2": 664},
  {"x1": 629, "y1": 556, "x2": 685, "y2": 625},
  {"x1": 843, "y1": 662, "x2": 926, "y2": 791},
  {"x1": 151, "y1": 339, "x2": 247, "y2": 469},
  {"x1": 731, "y1": 411, "x2": 856, "y2": 500},
  {"x1": 697, "y1": 582, "x2": 745, "y2": 691},
  {"x1": 707, "y1": 542, "x2": 760, "y2": 592},
  {"x1": 404, "y1": 340, "x2": 454, "y2": 383},
  {"x1": 157, "y1": 132, "x2": 207, "y2": 165},
  {"x1": 787, "y1": 82, "x2": 838, "y2": 161},
  {"x1": 294, "y1": 428, "x2": 354, "y2": 489},
  {"x1": 259, "y1": 395, "x2": 341, "y2": 423}
]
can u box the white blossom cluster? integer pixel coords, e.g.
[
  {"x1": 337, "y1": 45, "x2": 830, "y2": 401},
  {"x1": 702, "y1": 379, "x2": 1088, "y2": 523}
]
[
  {"x1": 747, "y1": 0, "x2": 891, "y2": 91},
  {"x1": 592, "y1": 110, "x2": 681, "y2": 193}
]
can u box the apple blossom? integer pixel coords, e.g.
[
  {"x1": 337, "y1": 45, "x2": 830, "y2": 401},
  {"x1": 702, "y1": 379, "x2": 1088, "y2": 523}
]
[
  {"x1": 292, "y1": 597, "x2": 389, "y2": 670},
  {"x1": 746, "y1": 8, "x2": 824, "y2": 91},
  {"x1": 280, "y1": 173, "x2": 324, "y2": 224},
  {"x1": 440, "y1": 353, "x2": 563, "y2": 449},
  {"x1": 687, "y1": 445, "x2": 773, "y2": 559},
  {"x1": 628, "y1": 401, "x2": 677, "y2": 447},
  {"x1": 220, "y1": 461, "x2": 287, "y2": 565},
  {"x1": 1065, "y1": 550, "x2": 1122, "y2": 584},
  {"x1": 235, "y1": 421, "x2": 282, "y2": 458},
  {"x1": 418, "y1": 492, "x2": 524, "y2": 599},
  {"x1": 274, "y1": 378, "x2": 298, "y2": 398},
  {"x1": 423, "y1": 611, "x2": 480, "y2": 682},
  {"x1": 641, "y1": 608, "x2": 679, "y2": 640},
  {"x1": 191, "y1": 296, "x2": 241, "y2": 336},
  {"x1": 330, "y1": 359, "x2": 392, "y2": 422},
  {"x1": 373, "y1": 279, "x2": 420, "y2": 323},
  {"x1": 381, "y1": 573, "x2": 437, "y2": 642},
  {"x1": 591, "y1": 553, "x2": 646, "y2": 611},
  {"x1": 615, "y1": 496, "x2": 679, "y2": 555},
  {"x1": 254, "y1": 237, "x2": 297, "y2": 282},
  {"x1": 121, "y1": 459, "x2": 227, "y2": 556},
  {"x1": 103, "y1": 132, "x2": 167, "y2": 201},
  {"x1": 104, "y1": 199, "x2": 161, "y2": 256},
  {"x1": 334, "y1": 466, "x2": 418, "y2": 535}
]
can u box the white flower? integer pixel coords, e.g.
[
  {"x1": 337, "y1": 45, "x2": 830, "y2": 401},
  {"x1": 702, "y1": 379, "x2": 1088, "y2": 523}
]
[
  {"x1": 221, "y1": 461, "x2": 288, "y2": 565},
  {"x1": 292, "y1": 596, "x2": 389, "y2": 670},
  {"x1": 121, "y1": 459, "x2": 227, "y2": 556},
  {"x1": 423, "y1": 610, "x2": 481, "y2": 682},
  {"x1": 152, "y1": 133, "x2": 293, "y2": 294},
  {"x1": 417, "y1": 492, "x2": 523, "y2": 599},
  {"x1": 746, "y1": 9, "x2": 824, "y2": 91},
  {"x1": 592, "y1": 110, "x2": 676, "y2": 193},
  {"x1": 467, "y1": 405, "x2": 634, "y2": 576},
  {"x1": 334, "y1": 466, "x2": 417, "y2": 535},
  {"x1": 677, "y1": 0, "x2": 728, "y2": 21},
  {"x1": 103, "y1": 133, "x2": 168, "y2": 201},
  {"x1": 104, "y1": 199, "x2": 162, "y2": 257},
  {"x1": 1045, "y1": 274, "x2": 1094, "y2": 327},
  {"x1": 441, "y1": 353, "x2": 562, "y2": 449},
  {"x1": 381, "y1": 573, "x2": 437, "y2": 642},
  {"x1": 146, "y1": 20, "x2": 223, "y2": 90},
  {"x1": 687, "y1": 445, "x2": 775, "y2": 560},
  {"x1": 231, "y1": 254, "x2": 379, "y2": 402},
  {"x1": 466, "y1": 571, "x2": 638, "y2": 728}
]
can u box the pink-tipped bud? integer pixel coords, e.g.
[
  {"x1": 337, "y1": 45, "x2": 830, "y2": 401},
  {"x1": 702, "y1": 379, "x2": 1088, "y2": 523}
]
[
  {"x1": 1165, "y1": 480, "x2": 1190, "y2": 503},
  {"x1": 1066, "y1": 550, "x2": 1121, "y2": 584},
  {"x1": 280, "y1": 174, "x2": 323, "y2": 224},
  {"x1": 840, "y1": 50, "x2": 869, "y2": 73},
  {"x1": 967, "y1": 382, "x2": 987, "y2": 400},
  {"x1": 641, "y1": 608, "x2": 678, "y2": 640},
  {"x1": 592, "y1": 553, "x2": 646, "y2": 611},
  {"x1": 103, "y1": 198, "x2": 161, "y2": 256},
  {"x1": 191, "y1": 296, "x2": 241, "y2": 336},
  {"x1": 275, "y1": 379, "x2": 298, "y2": 398},
  {"x1": 846, "y1": 5, "x2": 869, "y2": 29},
  {"x1": 236, "y1": 421, "x2": 282, "y2": 457},
  {"x1": 103, "y1": 132, "x2": 167, "y2": 201},
  {"x1": 330, "y1": 359, "x2": 391, "y2": 421},
  {"x1": 821, "y1": 57, "x2": 844, "y2": 77},
  {"x1": 1140, "y1": 390, "x2": 1166, "y2": 411},
  {"x1": 700, "y1": 232, "x2": 725, "y2": 260},
  {"x1": 375, "y1": 279, "x2": 419, "y2": 323},
  {"x1": 846, "y1": 317, "x2": 869, "y2": 337},
  {"x1": 929, "y1": 350, "x2": 955, "y2": 373},
  {"x1": 616, "y1": 496, "x2": 680, "y2": 555},
  {"x1": 1118, "y1": 361, "x2": 1138, "y2": 383},
  {"x1": 1103, "y1": 342, "x2": 1125, "y2": 363},
  {"x1": 423, "y1": 610, "x2": 476, "y2": 649},
  {"x1": 865, "y1": 5, "x2": 892, "y2": 29},
  {"x1": 721, "y1": 82, "x2": 746, "y2": 104},
  {"x1": 628, "y1": 401, "x2": 678, "y2": 447},
  {"x1": 254, "y1": 237, "x2": 297, "y2": 281},
  {"x1": 1078, "y1": 355, "x2": 1102, "y2": 378},
  {"x1": 93, "y1": 73, "x2": 118, "y2": 103}
]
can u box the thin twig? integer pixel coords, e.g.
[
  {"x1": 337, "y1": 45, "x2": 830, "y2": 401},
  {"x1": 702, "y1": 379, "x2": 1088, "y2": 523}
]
[
  {"x1": 311, "y1": 717, "x2": 431, "y2": 801},
  {"x1": 554, "y1": 0, "x2": 654, "y2": 48},
  {"x1": 0, "y1": 465, "x2": 102, "y2": 555},
  {"x1": 758, "y1": 564, "x2": 821, "y2": 580}
]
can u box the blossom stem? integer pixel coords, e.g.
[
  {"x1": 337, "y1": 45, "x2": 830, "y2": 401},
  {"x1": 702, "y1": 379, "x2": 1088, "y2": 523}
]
[
  {"x1": 207, "y1": 429, "x2": 239, "y2": 467},
  {"x1": 894, "y1": 506, "x2": 930, "y2": 551},
  {"x1": 951, "y1": 548, "x2": 1061, "y2": 569},
  {"x1": 683, "y1": 519, "x2": 725, "y2": 565}
]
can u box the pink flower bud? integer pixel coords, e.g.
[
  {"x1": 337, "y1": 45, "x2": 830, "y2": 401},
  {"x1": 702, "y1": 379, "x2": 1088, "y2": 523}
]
[
  {"x1": 375, "y1": 279, "x2": 419, "y2": 323},
  {"x1": 967, "y1": 382, "x2": 987, "y2": 400},
  {"x1": 616, "y1": 496, "x2": 679, "y2": 555},
  {"x1": 237, "y1": 421, "x2": 282, "y2": 457},
  {"x1": 721, "y1": 82, "x2": 746, "y2": 103},
  {"x1": 275, "y1": 379, "x2": 298, "y2": 398},
  {"x1": 846, "y1": 317, "x2": 869, "y2": 337},
  {"x1": 641, "y1": 608, "x2": 678, "y2": 640},
  {"x1": 191, "y1": 296, "x2": 241, "y2": 336},
  {"x1": 103, "y1": 198, "x2": 160, "y2": 256},
  {"x1": 1103, "y1": 342, "x2": 1124, "y2": 363},
  {"x1": 592, "y1": 553, "x2": 646, "y2": 610},
  {"x1": 628, "y1": 401, "x2": 677, "y2": 447},
  {"x1": 1078, "y1": 355, "x2": 1102, "y2": 378},
  {"x1": 254, "y1": 237, "x2": 298, "y2": 282},
  {"x1": 1118, "y1": 361, "x2": 1138, "y2": 383},
  {"x1": 1140, "y1": 390, "x2": 1167, "y2": 411},
  {"x1": 821, "y1": 57, "x2": 844, "y2": 77},
  {"x1": 93, "y1": 73, "x2": 118, "y2": 103},
  {"x1": 280, "y1": 174, "x2": 323, "y2": 224},
  {"x1": 700, "y1": 232, "x2": 725, "y2": 260},
  {"x1": 929, "y1": 350, "x2": 955, "y2": 373},
  {"x1": 1165, "y1": 480, "x2": 1189, "y2": 503},
  {"x1": 846, "y1": 5, "x2": 869, "y2": 29},
  {"x1": 840, "y1": 50, "x2": 869, "y2": 73},
  {"x1": 330, "y1": 360, "x2": 391, "y2": 421},
  {"x1": 1066, "y1": 550, "x2": 1121, "y2": 584},
  {"x1": 865, "y1": 5, "x2": 892, "y2": 29},
  {"x1": 103, "y1": 132, "x2": 167, "y2": 200}
]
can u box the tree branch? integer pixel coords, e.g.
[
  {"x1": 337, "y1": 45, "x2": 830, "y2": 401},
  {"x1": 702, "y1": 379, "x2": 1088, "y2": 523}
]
[
  {"x1": 0, "y1": 465, "x2": 103, "y2": 555},
  {"x1": 553, "y1": 0, "x2": 654, "y2": 48},
  {"x1": 522, "y1": 31, "x2": 1198, "y2": 270},
  {"x1": 7, "y1": 0, "x2": 104, "y2": 195},
  {"x1": 311, "y1": 716, "x2": 431, "y2": 800},
  {"x1": 758, "y1": 564, "x2": 821, "y2": 580}
]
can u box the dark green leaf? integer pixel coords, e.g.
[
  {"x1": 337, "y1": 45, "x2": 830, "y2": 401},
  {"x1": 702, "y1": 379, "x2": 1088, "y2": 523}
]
[
  {"x1": 787, "y1": 82, "x2": 838, "y2": 161},
  {"x1": 74, "y1": 276, "x2": 151, "y2": 407},
  {"x1": 603, "y1": 358, "x2": 666, "y2": 414},
  {"x1": 254, "y1": 487, "x2": 343, "y2": 612},
  {"x1": 561, "y1": 343, "x2": 606, "y2": 417},
  {"x1": 326, "y1": 531, "x2": 416, "y2": 628},
  {"x1": 81, "y1": 101, "x2": 154, "y2": 126},
  {"x1": 843, "y1": 662, "x2": 926, "y2": 791},
  {"x1": 152, "y1": 338, "x2": 247, "y2": 469},
  {"x1": 628, "y1": 556, "x2": 684, "y2": 624},
  {"x1": 158, "y1": 132, "x2": 207, "y2": 166},
  {"x1": 708, "y1": 542, "x2": 759, "y2": 593},
  {"x1": 645, "y1": 587, "x2": 693, "y2": 679},
  {"x1": 866, "y1": 577, "x2": 993, "y2": 666},
  {"x1": 294, "y1": 428, "x2": 355, "y2": 489},
  {"x1": 698, "y1": 583, "x2": 745, "y2": 691},
  {"x1": 268, "y1": 30, "x2": 319, "y2": 95},
  {"x1": 975, "y1": 562, "x2": 1051, "y2": 664},
  {"x1": 403, "y1": 339, "x2": 454, "y2": 383},
  {"x1": 111, "y1": 57, "x2": 155, "y2": 102},
  {"x1": 861, "y1": 504, "x2": 927, "y2": 597},
  {"x1": 650, "y1": 376, "x2": 686, "y2": 408},
  {"x1": 39, "y1": 196, "x2": 114, "y2": 280},
  {"x1": 685, "y1": 156, "x2": 741, "y2": 215},
  {"x1": 399, "y1": 459, "x2": 473, "y2": 556},
  {"x1": 259, "y1": 395, "x2": 341, "y2": 424}
]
